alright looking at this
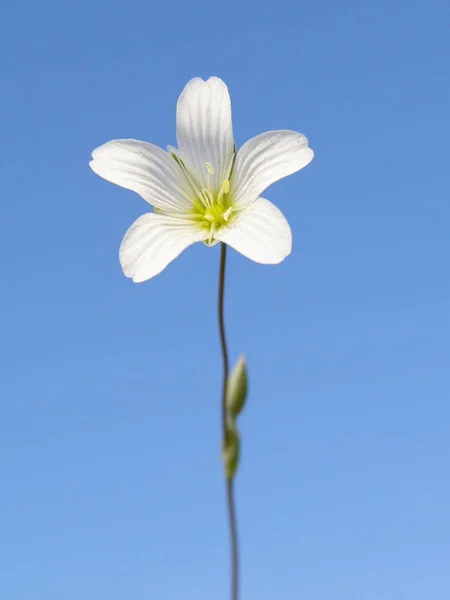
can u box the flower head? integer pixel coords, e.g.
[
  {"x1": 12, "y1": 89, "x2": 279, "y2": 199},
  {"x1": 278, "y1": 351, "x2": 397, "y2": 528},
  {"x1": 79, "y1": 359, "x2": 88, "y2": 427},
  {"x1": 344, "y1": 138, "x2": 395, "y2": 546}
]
[{"x1": 90, "y1": 77, "x2": 313, "y2": 282}]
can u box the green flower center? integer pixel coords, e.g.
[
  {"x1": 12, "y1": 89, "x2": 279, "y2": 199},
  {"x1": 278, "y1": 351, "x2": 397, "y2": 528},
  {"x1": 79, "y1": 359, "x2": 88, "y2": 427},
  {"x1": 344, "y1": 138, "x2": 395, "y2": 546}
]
[
  {"x1": 172, "y1": 153, "x2": 237, "y2": 246},
  {"x1": 191, "y1": 180, "x2": 234, "y2": 244}
]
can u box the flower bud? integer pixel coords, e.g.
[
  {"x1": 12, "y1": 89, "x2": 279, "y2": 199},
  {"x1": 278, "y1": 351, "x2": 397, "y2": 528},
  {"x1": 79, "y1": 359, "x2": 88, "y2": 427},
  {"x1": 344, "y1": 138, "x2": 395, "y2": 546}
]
[
  {"x1": 222, "y1": 422, "x2": 240, "y2": 480},
  {"x1": 226, "y1": 355, "x2": 248, "y2": 419}
]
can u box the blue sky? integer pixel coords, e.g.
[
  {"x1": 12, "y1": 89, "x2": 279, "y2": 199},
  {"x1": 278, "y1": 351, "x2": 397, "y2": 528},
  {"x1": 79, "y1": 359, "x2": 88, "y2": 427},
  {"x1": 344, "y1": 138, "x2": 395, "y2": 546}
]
[{"x1": 1, "y1": 0, "x2": 449, "y2": 599}]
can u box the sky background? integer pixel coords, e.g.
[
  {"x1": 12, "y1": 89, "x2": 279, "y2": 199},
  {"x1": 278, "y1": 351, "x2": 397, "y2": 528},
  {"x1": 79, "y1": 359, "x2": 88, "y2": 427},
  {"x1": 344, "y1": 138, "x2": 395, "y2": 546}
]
[{"x1": 1, "y1": 0, "x2": 449, "y2": 599}]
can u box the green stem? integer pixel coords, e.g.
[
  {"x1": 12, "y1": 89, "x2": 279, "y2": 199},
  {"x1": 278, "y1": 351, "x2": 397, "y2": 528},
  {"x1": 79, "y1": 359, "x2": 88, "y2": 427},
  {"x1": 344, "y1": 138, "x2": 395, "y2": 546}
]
[{"x1": 218, "y1": 242, "x2": 240, "y2": 600}]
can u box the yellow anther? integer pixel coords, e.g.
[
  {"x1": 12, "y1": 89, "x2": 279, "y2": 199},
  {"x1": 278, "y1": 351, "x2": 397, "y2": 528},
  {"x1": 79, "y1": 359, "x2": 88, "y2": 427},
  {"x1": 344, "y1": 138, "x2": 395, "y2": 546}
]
[
  {"x1": 223, "y1": 207, "x2": 233, "y2": 221},
  {"x1": 217, "y1": 179, "x2": 231, "y2": 205},
  {"x1": 204, "y1": 213, "x2": 215, "y2": 222},
  {"x1": 205, "y1": 162, "x2": 215, "y2": 174}
]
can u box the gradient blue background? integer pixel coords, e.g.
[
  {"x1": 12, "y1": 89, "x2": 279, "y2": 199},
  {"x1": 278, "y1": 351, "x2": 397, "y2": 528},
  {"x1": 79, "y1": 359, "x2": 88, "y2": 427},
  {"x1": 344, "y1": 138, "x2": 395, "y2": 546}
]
[{"x1": 1, "y1": 0, "x2": 449, "y2": 598}]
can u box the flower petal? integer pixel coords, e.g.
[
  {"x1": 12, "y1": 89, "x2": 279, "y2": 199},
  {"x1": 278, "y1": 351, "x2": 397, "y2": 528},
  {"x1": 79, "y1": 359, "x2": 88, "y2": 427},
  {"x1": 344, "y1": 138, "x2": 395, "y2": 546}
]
[
  {"x1": 90, "y1": 139, "x2": 192, "y2": 213},
  {"x1": 176, "y1": 77, "x2": 234, "y2": 192},
  {"x1": 119, "y1": 213, "x2": 207, "y2": 282},
  {"x1": 231, "y1": 131, "x2": 313, "y2": 208},
  {"x1": 215, "y1": 197, "x2": 292, "y2": 264}
]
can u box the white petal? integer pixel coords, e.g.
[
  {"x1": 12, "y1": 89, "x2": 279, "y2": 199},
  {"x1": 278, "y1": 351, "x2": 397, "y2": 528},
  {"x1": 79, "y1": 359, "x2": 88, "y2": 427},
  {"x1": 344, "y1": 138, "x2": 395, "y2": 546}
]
[
  {"x1": 231, "y1": 131, "x2": 314, "y2": 208},
  {"x1": 176, "y1": 77, "x2": 234, "y2": 192},
  {"x1": 119, "y1": 213, "x2": 207, "y2": 282},
  {"x1": 90, "y1": 139, "x2": 192, "y2": 213},
  {"x1": 215, "y1": 197, "x2": 292, "y2": 264}
]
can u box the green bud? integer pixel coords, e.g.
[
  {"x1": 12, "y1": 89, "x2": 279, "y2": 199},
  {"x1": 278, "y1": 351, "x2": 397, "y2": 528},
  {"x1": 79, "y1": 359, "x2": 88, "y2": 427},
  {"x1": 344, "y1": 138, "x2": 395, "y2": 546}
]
[
  {"x1": 222, "y1": 422, "x2": 240, "y2": 480},
  {"x1": 226, "y1": 355, "x2": 248, "y2": 419}
]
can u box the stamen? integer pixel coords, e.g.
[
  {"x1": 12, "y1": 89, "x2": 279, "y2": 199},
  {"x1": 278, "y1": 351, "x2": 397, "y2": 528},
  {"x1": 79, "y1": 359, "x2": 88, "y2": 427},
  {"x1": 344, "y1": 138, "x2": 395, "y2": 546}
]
[
  {"x1": 217, "y1": 179, "x2": 230, "y2": 205},
  {"x1": 200, "y1": 188, "x2": 213, "y2": 207},
  {"x1": 172, "y1": 152, "x2": 203, "y2": 200},
  {"x1": 204, "y1": 212, "x2": 214, "y2": 222},
  {"x1": 205, "y1": 162, "x2": 215, "y2": 174},
  {"x1": 223, "y1": 207, "x2": 233, "y2": 221},
  {"x1": 225, "y1": 152, "x2": 236, "y2": 180}
]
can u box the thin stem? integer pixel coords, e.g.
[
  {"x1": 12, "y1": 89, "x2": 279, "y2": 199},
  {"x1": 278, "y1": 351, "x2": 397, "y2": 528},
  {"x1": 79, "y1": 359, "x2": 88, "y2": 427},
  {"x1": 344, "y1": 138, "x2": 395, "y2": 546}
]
[
  {"x1": 226, "y1": 479, "x2": 239, "y2": 600},
  {"x1": 218, "y1": 243, "x2": 230, "y2": 434},
  {"x1": 218, "y1": 242, "x2": 240, "y2": 600}
]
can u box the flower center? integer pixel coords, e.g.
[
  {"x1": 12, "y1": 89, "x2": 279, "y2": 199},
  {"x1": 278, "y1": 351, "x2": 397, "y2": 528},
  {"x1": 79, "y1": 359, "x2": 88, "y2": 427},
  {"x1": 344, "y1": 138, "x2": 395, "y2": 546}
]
[
  {"x1": 192, "y1": 170, "x2": 234, "y2": 245},
  {"x1": 172, "y1": 152, "x2": 236, "y2": 246}
]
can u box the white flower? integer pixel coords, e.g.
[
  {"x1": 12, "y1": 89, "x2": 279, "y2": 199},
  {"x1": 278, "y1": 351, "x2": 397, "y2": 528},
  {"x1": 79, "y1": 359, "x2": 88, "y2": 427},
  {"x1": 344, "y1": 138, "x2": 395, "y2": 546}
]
[{"x1": 89, "y1": 77, "x2": 314, "y2": 282}]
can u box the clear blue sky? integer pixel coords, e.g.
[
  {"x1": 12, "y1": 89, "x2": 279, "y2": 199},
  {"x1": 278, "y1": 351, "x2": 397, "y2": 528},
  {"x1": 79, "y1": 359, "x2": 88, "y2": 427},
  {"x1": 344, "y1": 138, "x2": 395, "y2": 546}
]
[{"x1": 1, "y1": 0, "x2": 449, "y2": 599}]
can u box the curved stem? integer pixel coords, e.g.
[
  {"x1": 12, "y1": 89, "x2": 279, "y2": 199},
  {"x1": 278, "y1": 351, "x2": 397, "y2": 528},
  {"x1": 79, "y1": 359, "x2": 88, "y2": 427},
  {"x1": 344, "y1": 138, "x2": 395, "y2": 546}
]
[{"x1": 218, "y1": 242, "x2": 240, "y2": 600}]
